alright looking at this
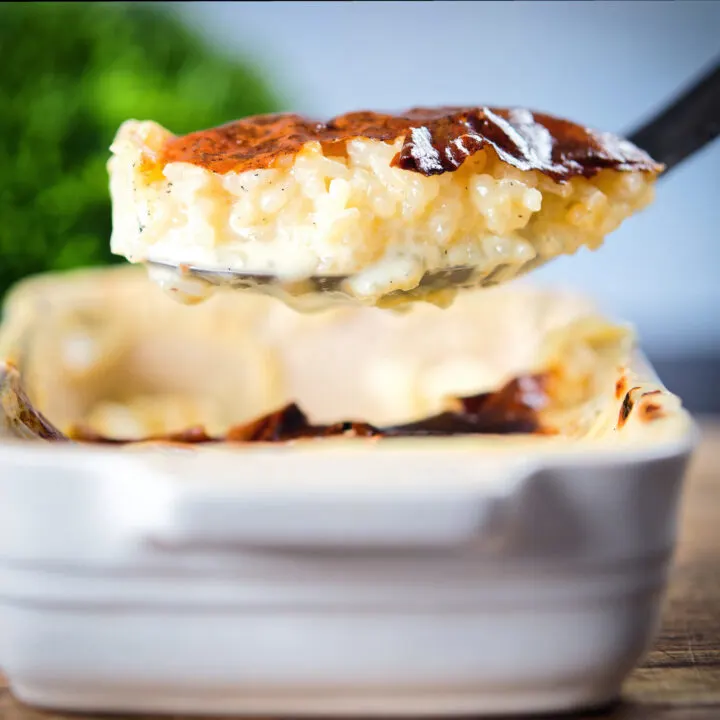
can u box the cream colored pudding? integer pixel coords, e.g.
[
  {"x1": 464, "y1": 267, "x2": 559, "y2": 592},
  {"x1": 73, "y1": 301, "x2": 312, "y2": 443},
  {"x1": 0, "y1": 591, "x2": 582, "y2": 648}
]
[
  {"x1": 0, "y1": 267, "x2": 687, "y2": 447},
  {"x1": 108, "y1": 108, "x2": 661, "y2": 309}
]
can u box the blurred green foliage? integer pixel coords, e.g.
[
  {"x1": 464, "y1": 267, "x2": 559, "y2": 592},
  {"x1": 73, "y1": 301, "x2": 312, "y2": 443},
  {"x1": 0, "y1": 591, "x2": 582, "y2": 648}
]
[{"x1": 0, "y1": 1, "x2": 281, "y2": 296}]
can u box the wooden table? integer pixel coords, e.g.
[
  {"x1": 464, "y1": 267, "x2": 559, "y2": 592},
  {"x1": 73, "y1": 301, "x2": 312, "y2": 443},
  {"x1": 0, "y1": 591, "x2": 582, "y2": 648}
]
[{"x1": 2, "y1": 422, "x2": 719, "y2": 720}]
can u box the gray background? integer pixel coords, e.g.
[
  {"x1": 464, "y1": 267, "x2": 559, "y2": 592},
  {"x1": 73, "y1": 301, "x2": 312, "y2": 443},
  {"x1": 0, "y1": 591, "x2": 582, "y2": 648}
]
[{"x1": 179, "y1": 1, "x2": 720, "y2": 411}]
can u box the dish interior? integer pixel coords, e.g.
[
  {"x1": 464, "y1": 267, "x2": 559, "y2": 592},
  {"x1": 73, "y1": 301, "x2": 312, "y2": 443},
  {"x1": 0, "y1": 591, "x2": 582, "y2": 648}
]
[{"x1": 0, "y1": 267, "x2": 688, "y2": 447}]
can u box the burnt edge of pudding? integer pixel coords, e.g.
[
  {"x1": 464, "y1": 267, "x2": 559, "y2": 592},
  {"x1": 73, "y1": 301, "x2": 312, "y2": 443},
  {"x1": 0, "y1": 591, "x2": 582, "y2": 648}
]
[
  {"x1": 69, "y1": 374, "x2": 553, "y2": 446},
  {"x1": 3, "y1": 362, "x2": 671, "y2": 446},
  {"x1": 156, "y1": 107, "x2": 662, "y2": 182},
  {"x1": 0, "y1": 362, "x2": 70, "y2": 442}
]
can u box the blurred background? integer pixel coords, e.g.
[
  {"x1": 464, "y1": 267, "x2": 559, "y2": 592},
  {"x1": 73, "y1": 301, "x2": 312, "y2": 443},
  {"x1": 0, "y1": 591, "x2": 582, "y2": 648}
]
[{"x1": 0, "y1": 1, "x2": 718, "y2": 412}]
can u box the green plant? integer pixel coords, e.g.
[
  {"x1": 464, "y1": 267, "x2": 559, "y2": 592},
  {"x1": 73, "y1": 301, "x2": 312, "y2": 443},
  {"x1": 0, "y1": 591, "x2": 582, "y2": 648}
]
[{"x1": 0, "y1": 1, "x2": 281, "y2": 296}]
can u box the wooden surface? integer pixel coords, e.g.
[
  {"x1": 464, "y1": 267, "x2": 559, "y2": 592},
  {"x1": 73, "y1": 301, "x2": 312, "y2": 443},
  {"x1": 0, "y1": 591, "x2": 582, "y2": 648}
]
[{"x1": 1, "y1": 421, "x2": 719, "y2": 720}]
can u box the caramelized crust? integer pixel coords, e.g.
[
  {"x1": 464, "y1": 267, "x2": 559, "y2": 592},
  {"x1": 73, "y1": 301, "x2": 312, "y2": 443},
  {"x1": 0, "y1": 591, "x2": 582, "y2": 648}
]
[
  {"x1": 68, "y1": 374, "x2": 549, "y2": 445},
  {"x1": 159, "y1": 107, "x2": 662, "y2": 182}
]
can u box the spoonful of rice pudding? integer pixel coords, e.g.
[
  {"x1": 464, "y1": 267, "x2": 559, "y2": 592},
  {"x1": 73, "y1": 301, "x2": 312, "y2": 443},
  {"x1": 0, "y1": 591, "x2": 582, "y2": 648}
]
[{"x1": 108, "y1": 106, "x2": 663, "y2": 310}]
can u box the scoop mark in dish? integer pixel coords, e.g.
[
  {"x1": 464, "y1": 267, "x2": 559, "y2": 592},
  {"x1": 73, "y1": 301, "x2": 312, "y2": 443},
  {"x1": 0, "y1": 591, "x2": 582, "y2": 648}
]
[
  {"x1": 69, "y1": 374, "x2": 552, "y2": 445},
  {"x1": 0, "y1": 360, "x2": 551, "y2": 445}
]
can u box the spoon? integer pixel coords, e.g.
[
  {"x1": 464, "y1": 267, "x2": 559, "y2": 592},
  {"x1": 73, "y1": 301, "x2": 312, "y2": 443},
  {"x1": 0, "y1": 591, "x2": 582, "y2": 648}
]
[{"x1": 147, "y1": 59, "x2": 720, "y2": 307}]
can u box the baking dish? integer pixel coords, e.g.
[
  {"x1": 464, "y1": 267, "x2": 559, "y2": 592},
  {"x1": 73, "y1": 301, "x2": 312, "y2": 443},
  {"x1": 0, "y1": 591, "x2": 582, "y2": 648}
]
[{"x1": 0, "y1": 267, "x2": 696, "y2": 717}]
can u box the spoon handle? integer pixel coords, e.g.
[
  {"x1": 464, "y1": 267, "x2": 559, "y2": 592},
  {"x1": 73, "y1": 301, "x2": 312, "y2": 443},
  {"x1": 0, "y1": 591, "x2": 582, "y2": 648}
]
[{"x1": 627, "y1": 58, "x2": 720, "y2": 176}]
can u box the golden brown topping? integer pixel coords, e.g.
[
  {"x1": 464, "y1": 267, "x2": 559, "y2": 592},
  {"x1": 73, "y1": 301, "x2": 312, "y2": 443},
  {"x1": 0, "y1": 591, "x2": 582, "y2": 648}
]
[
  {"x1": 616, "y1": 387, "x2": 668, "y2": 428},
  {"x1": 384, "y1": 375, "x2": 550, "y2": 437},
  {"x1": 639, "y1": 390, "x2": 665, "y2": 422},
  {"x1": 224, "y1": 404, "x2": 381, "y2": 443},
  {"x1": 615, "y1": 375, "x2": 628, "y2": 400},
  {"x1": 617, "y1": 386, "x2": 642, "y2": 428},
  {"x1": 66, "y1": 374, "x2": 549, "y2": 446},
  {"x1": 158, "y1": 107, "x2": 662, "y2": 182},
  {"x1": 640, "y1": 403, "x2": 665, "y2": 422}
]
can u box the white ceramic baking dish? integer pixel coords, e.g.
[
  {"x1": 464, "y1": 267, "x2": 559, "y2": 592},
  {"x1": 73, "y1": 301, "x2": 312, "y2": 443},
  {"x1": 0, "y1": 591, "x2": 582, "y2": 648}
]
[{"x1": 0, "y1": 268, "x2": 697, "y2": 717}]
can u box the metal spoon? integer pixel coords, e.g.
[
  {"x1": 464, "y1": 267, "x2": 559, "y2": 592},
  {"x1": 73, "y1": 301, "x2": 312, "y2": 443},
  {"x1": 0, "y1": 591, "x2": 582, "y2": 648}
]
[{"x1": 147, "y1": 59, "x2": 720, "y2": 306}]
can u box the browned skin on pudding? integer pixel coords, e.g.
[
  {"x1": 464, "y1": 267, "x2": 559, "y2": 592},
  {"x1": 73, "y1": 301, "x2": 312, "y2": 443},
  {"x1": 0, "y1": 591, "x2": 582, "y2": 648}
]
[
  {"x1": 156, "y1": 107, "x2": 662, "y2": 182},
  {"x1": 67, "y1": 374, "x2": 552, "y2": 446},
  {"x1": 617, "y1": 387, "x2": 642, "y2": 428}
]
